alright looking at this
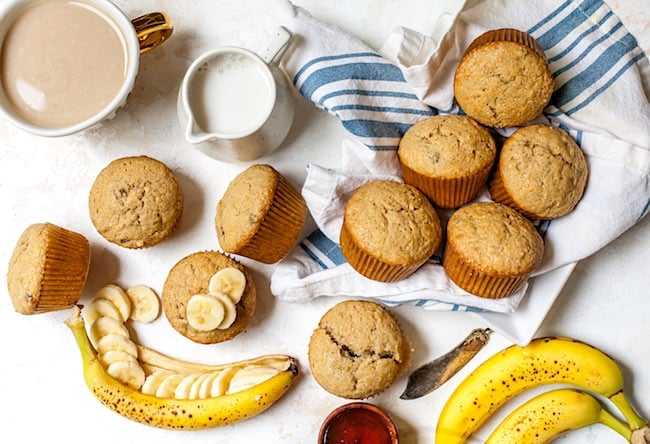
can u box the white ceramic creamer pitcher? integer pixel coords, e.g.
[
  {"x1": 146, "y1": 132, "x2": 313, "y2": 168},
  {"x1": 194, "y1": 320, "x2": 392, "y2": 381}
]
[{"x1": 177, "y1": 26, "x2": 294, "y2": 162}]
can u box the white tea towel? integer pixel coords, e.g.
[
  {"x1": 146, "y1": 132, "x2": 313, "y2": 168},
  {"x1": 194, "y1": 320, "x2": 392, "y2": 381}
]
[{"x1": 271, "y1": 0, "x2": 650, "y2": 312}]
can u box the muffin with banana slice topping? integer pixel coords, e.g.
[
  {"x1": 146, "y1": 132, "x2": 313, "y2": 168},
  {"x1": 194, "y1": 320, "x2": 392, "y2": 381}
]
[{"x1": 161, "y1": 251, "x2": 256, "y2": 344}]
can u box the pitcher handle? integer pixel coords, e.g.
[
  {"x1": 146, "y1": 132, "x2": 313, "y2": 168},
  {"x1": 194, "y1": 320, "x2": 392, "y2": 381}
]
[
  {"x1": 260, "y1": 26, "x2": 293, "y2": 64},
  {"x1": 131, "y1": 12, "x2": 174, "y2": 54}
]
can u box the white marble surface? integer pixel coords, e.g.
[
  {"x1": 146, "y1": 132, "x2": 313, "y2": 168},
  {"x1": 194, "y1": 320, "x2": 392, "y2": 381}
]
[{"x1": 0, "y1": 1, "x2": 648, "y2": 443}]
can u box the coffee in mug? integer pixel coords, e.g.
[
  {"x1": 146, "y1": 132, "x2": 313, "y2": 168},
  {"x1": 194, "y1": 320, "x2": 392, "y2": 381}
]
[
  {"x1": 1, "y1": 0, "x2": 128, "y2": 128},
  {"x1": 0, "y1": 0, "x2": 172, "y2": 136}
]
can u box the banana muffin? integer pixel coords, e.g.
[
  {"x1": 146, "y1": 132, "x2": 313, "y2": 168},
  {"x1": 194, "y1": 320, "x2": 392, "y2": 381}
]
[
  {"x1": 308, "y1": 300, "x2": 412, "y2": 399},
  {"x1": 340, "y1": 180, "x2": 442, "y2": 282},
  {"x1": 215, "y1": 164, "x2": 307, "y2": 264},
  {"x1": 489, "y1": 124, "x2": 588, "y2": 220},
  {"x1": 454, "y1": 28, "x2": 554, "y2": 128},
  {"x1": 88, "y1": 156, "x2": 183, "y2": 249},
  {"x1": 443, "y1": 202, "x2": 544, "y2": 299},
  {"x1": 7, "y1": 222, "x2": 90, "y2": 314},
  {"x1": 161, "y1": 251, "x2": 256, "y2": 344},
  {"x1": 398, "y1": 115, "x2": 496, "y2": 208}
]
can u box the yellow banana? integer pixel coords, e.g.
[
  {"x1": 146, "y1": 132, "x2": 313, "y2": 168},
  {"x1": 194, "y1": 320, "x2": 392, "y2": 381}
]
[
  {"x1": 65, "y1": 306, "x2": 298, "y2": 430},
  {"x1": 485, "y1": 388, "x2": 631, "y2": 443},
  {"x1": 435, "y1": 336, "x2": 649, "y2": 443}
]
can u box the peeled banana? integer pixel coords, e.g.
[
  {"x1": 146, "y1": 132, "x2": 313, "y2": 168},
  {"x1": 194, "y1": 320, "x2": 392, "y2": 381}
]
[
  {"x1": 435, "y1": 336, "x2": 649, "y2": 443},
  {"x1": 485, "y1": 388, "x2": 631, "y2": 443},
  {"x1": 65, "y1": 306, "x2": 299, "y2": 430}
]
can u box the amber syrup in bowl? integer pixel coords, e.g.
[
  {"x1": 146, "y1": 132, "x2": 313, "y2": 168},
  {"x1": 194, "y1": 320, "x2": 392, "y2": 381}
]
[{"x1": 319, "y1": 402, "x2": 399, "y2": 444}]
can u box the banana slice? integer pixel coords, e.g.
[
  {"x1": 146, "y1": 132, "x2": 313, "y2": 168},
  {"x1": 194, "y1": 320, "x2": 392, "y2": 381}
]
[
  {"x1": 106, "y1": 359, "x2": 146, "y2": 390},
  {"x1": 227, "y1": 366, "x2": 281, "y2": 394},
  {"x1": 210, "y1": 367, "x2": 239, "y2": 397},
  {"x1": 186, "y1": 294, "x2": 224, "y2": 331},
  {"x1": 96, "y1": 333, "x2": 138, "y2": 358},
  {"x1": 141, "y1": 370, "x2": 173, "y2": 396},
  {"x1": 85, "y1": 298, "x2": 124, "y2": 325},
  {"x1": 198, "y1": 372, "x2": 219, "y2": 399},
  {"x1": 126, "y1": 285, "x2": 160, "y2": 324},
  {"x1": 212, "y1": 292, "x2": 237, "y2": 330},
  {"x1": 96, "y1": 284, "x2": 132, "y2": 322},
  {"x1": 174, "y1": 373, "x2": 202, "y2": 399},
  {"x1": 99, "y1": 350, "x2": 137, "y2": 368},
  {"x1": 155, "y1": 373, "x2": 186, "y2": 399},
  {"x1": 208, "y1": 267, "x2": 246, "y2": 303},
  {"x1": 189, "y1": 373, "x2": 212, "y2": 400},
  {"x1": 89, "y1": 316, "x2": 130, "y2": 347}
]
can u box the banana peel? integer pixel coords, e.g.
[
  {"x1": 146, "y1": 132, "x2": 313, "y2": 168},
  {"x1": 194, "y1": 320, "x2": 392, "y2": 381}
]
[{"x1": 65, "y1": 306, "x2": 298, "y2": 430}]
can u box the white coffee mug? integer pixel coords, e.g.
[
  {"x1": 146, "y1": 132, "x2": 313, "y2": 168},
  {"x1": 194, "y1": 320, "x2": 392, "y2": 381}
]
[
  {"x1": 0, "y1": 0, "x2": 172, "y2": 137},
  {"x1": 177, "y1": 26, "x2": 295, "y2": 163}
]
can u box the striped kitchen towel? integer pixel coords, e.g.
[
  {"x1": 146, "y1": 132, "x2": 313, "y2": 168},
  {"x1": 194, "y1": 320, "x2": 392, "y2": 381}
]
[{"x1": 270, "y1": 0, "x2": 650, "y2": 312}]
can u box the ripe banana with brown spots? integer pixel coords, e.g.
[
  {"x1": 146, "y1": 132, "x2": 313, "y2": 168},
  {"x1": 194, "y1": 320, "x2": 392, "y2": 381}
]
[
  {"x1": 435, "y1": 336, "x2": 649, "y2": 443},
  {"x1": 65, "y1": 306, "x2": 298, "y2": 430},
  {"x1": 485, "y1": 388, "x2": 631, "y2": 443}
]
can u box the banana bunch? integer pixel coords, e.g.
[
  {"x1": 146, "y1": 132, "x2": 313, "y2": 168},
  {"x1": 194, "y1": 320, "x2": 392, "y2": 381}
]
[
  {"x1": 65, "y1": 304, "x2": 298, "y2": 430},
  {"x1": 435, "y1": 336, "x2": 650, "y2": 443}
]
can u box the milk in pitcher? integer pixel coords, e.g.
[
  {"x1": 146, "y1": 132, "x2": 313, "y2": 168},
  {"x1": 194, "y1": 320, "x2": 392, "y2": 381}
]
[{"x1": 188, "y1": 52, "x2": 274, "y2": 136}]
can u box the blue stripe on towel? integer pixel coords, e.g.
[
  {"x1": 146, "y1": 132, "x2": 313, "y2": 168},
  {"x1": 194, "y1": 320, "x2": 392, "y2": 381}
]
[
  {"x1": 563, "y1": 51, "x2": 646, "y2": 114},
  {"x1": 550, "y1": 26, "x2": 617, "y2": 79},
  {"x1": 527, "y1": 0, "x2": 646, "y2": 117},
  {"x1": 640, "y1": 198, "x2": 650, "y2": 221},
  {"x1": 294, "y1": 51, "x2": 435, "y2": 149},
  {"x1": 330, "y1": 104, "x2": 434, "y2": 116},
  {"x1": 534, "y1": 0, "x2": 603, "y2": 50},
  {"x1": 527, "y1": 0, "x2": 573, "y2": 34},
  {"x1": 298, "y1": 62, "x2": 406, "y2": 99},
  {"x1": 320, "y1": 89, "x2": 420, "y2": 102},
  {"x1": 547, "y1": 12, "x2": 616, "y2": 64},
  {"x1": 552, "y1": 33, "x2": 639, "y2": 107},
  {"x1": 342, "y1": 119, "x2": 413, "y2": 141},
  {"x1": 299, "y1": 229, "x2": 346, "y2": 270},
  {"x1": 292, "y1": 52, "x2": 382, "y2": 84}
]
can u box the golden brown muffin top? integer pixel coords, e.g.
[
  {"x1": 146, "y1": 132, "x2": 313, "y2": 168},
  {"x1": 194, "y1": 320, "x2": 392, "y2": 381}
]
[
  {"x1": 161, "y1": 250, "x2": 256, "y2": 345},
  {"x1": 343, "y1": 180, "x2": 441, "y2": 266},
  {"x1": 446, "y1": 202, "x2": 544, "y2": 275},
  {"x1": 216, "y1": 164, "x2": 279, "y2": 253},
  {"x1": 308, "y1": 300, "x2": 411, "y2": 399},
  {"x1": 398, "y1": 115, "x2": 496, "y2": 177},
  {"x1": 88, "y1": 156, "x2": 183, "y2": 249},
  {"x1": 453, "y1": 29, "x2": 554, "y2": 128},
  {"x1": 497, "y1": 124, "x2": 588, "y2": 219}
]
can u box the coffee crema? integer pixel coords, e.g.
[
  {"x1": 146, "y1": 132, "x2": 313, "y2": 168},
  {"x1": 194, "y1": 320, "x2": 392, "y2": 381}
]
[{"x1": 1, "y1": 0, "x2": 128, "y2": 128}]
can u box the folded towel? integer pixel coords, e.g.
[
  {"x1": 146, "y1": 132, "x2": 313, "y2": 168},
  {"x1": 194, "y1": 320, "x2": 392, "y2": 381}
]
[{"x1": 270, "y1": 0, "x2": 650, "y2": 313}]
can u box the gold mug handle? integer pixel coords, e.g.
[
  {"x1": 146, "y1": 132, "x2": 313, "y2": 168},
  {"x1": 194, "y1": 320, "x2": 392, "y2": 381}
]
[{"x1": 131, "y1": 12, "x2": 173, "y2": 54}]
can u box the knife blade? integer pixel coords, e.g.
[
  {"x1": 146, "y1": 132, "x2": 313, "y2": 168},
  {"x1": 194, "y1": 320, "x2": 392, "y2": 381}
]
[{"x1": 400, "y1": 327, "x2": 492, "y2": 400}]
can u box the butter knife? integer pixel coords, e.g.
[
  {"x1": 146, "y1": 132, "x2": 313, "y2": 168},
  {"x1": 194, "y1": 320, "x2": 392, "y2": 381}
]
[{"x1": 400, "y1": 328, "x2": 492, "y2": 400}]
